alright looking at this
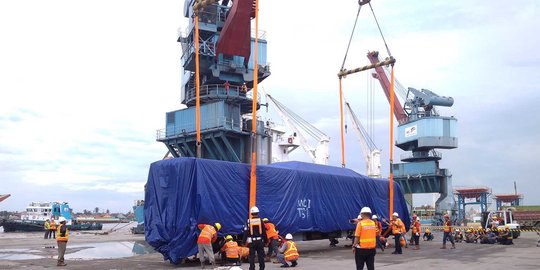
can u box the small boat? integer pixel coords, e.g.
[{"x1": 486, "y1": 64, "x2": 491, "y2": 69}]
[
  {"x1": 131, "y1": 200, "x2": 144, "y2": 234},
  {"x1": 1, "y1": 202, "x2": 103, "y2": 232}
]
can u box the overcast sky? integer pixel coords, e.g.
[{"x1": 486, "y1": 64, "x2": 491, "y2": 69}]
[{"x1": 1, "y1": 0, "x2": 539, "y2": 213}]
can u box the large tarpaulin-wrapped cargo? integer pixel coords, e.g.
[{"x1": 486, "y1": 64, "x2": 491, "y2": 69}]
[{"x1": 145, "y1": 157, "x2": 410, "y2": 264}]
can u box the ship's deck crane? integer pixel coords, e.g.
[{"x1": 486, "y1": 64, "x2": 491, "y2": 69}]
[
  {"x1": 344, "y1": 100, "x2": 381, "y2": 178},
  {"x1": 367, "y1": 50, "x2": 458, "y2": 215},
  {"x1": 368, "y1": 51, "x2": 443, "y2": 121},
  {"x1": 266, "y1": 94, "x2": 330, "y2": 165}
]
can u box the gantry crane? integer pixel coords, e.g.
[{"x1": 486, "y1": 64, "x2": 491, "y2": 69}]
[
  {"x1": 266, "y1": 94, "x2": 330, "y2": 165},
  {"x1": 344, "y1": 100, "x2": 381, "y2": 178}
]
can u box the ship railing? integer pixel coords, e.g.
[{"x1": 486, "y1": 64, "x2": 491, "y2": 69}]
[
  {"x1": 156, "y1": 116, "x2": 242, "y2": 140},
  {"x1": 184, "y1": 84, "x2": 261, "y2": 103},
  {"x1": 156, "y1": 129, "x2": 166, "y2": 140},
  {"x1": 400, "y1": 150, "x2": 442, "y2": 161}
]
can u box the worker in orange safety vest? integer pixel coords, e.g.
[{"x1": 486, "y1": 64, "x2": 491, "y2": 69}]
[
  {"x1": 56, "y1": 217, "x2": 68, "y2": 266},
  {"x1": 49, "y1": 218, "x2": 57, "y2": 239},
  {"x1": 411, "y1": 214, "x2": 421, "y2": 250},
  {"x1": 242, "y1": 206, "x2": 267, "y2": 270},
  {"x1": 221, "y1": 235, "x2": 240, "y2": 266},
  {"x1": 277, "y1": 233, "x2": 299, "y2": 268},
  {"x1": 441, "y1": 213, "x2": 456, "y2": 249},
  {"x1": 353, "y1": 207, "x2": 377, "y2": 270},
  {"x1": 372, "y1": 215, "x2": 385, "y2": 252},
  {"x1": 263, "y1": 218, "x2": 279, "y2": 259},
  {"x1": 197, "y1": 222, "x2": 221, "y2": 268},
  {"x1": 390, "y1": 212, "x2": 405, "y2": 255}
]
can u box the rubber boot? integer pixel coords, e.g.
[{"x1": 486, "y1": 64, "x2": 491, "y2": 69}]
[
  {"x1": 57, "y1": 261, "x2": 67, "y2": 266},
  {"x1": 451, "y1": 243, "x2": 456, "y2": 249},
  {"x1": 200, "y1": 261, "x2": 205, "y2": 269},
  {"x1": 440, "y1": 244, "x2": 446, "y2": 249}
]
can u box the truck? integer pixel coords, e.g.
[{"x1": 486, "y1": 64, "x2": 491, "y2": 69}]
[
  {"x1": 504, "y1": 206, "x2": 540, "y2": 230},
  {"x1": 481, "y1": 210, "x2": 521, "y2": 238}
]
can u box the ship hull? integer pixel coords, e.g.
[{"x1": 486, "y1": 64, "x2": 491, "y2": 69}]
[{"x1": 1, "y1": 220, "x2": 102, "y2": 232}]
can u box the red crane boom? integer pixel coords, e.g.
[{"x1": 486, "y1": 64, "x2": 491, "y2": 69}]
[{"x1": 367, "y1": 51, "x2": 408, "y2": 124}]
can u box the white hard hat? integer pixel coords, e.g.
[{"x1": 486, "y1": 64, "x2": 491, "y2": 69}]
[
  {"x1": 285, "y1": 233, "x2": 293, "y2": 240},
  {"x1": 392, "y1": 212, "x2": 399, "y2": 217},
  {"x1": 372, "y1": 215, "x2": 378, "y2": 219},
  {"x1": 58, "y1": 217, "x2": 66, "y2": 222},
  {"x1": 250, "y1": 206, "x2": 260, "y2": 214},
  {"x1": 360, "y1": 207, "x2": 372, "y2": 214}
]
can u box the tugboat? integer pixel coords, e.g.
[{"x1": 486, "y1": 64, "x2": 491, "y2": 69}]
[
  {"x1": 2, "y1": 202, "x2": 102, "y2": 232},
  {"x1": 131, "y1": 200, "x2": 144, "y2": 234}
]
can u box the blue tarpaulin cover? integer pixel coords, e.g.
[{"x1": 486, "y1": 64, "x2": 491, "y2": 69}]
[{"x1": 144, "y1": 157, "x2": 410, "y2": 263}]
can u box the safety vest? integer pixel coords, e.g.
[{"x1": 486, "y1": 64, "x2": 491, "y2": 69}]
[
  {"x1": 357, "y1": 219, "x2": 377, "y2": 249},
  {"x1": 223, "y1": 241, "x2": 239, "y2": 259},
  {"x1": 284, "y1": 241, "x2": 299, "y2": 261},
  {"x1": 238, "y1": 247, "x2": 249, "y2": 259},
  {"x1": 506, "y1": 230, "x2": 513, "y2": 240},
  {"x1": 50, "y1": 221, "x2": 57, "y2": 230},
  {"x1": 56, "y1": 224, "x2": 68, "y2": 242},
  {"x1": 391, "y1": 218, "x2": 404, "y2": 234},
  {"x1": 197, "y1": 225, "x2": 216, "y2": 244},
  {"x1": 249, "y1": 218, "x2": 262, "y2": 236},
  {"x1": 443, "y1": 220, "x2": 452, "y2": 233},
  {"x1": 375, "y1": 220, "x2": 382, "y2": 235},
  {"x1": 265, "y1": 223, "x2": 278, "y2": 240},
  {"x1": 411, "y1": 220, "x2": 421, "y2": 234},
  {"x1": 44, "y1": 221, "x2": 50, "y2": 230}
]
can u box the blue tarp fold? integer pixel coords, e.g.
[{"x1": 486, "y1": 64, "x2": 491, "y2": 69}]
[{"x1": 145, "y1": 158, "x2": 410, "y2": 264}]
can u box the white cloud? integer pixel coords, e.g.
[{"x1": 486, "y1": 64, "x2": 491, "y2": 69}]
[{"x1": 1, "y1": 0, "x2": 539, "y2": 212}]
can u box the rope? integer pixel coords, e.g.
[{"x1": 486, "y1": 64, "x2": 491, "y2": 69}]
[
  {"x1": 279, "y1": 103, "x2": 325, "y2": 138},
  {"x1": 348, "y1": 100, "x2": 377, "y2": 151},
  {"x1": 109, "y1": 221, "x2": 136, "y2": 233},
  {"x1": 368, "y1": 2, "x2": 392, "y2": 57},
  {"x1": 268, "y1": 95, "x2": 326, "y2": 141},
  {"x1": 195, "y1": 15, "x2": 202, "y2": 158},
  {"x1": 249, "y1": 0, "x2": 260, "y2": 217},
  {"x1": 340, "y1": 5, "x2": 363, "y2": 70},
  {"x1": 339, "y1": 78, "x2": 346, "y2": 167},
  {"x1": 389, "y1": 65, "x2": 395, "y2": 216}
]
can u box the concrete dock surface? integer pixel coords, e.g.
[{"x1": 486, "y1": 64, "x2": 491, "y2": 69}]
[{"x1": 1, "y1": 228, "x2": 539, "y2": 270}]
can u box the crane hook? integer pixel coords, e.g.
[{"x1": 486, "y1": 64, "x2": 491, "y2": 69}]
[{"x1": 359, "y1": 0, "x2": 371, "y2": 6}]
